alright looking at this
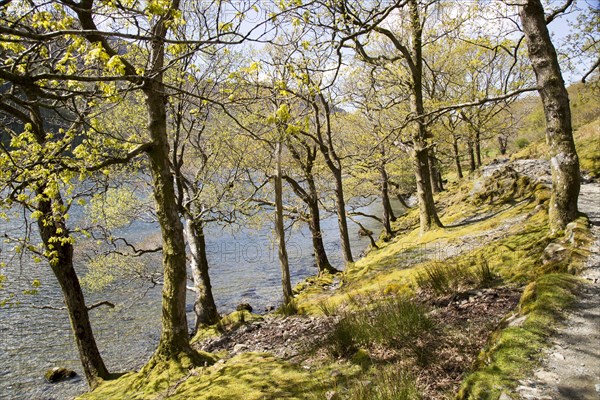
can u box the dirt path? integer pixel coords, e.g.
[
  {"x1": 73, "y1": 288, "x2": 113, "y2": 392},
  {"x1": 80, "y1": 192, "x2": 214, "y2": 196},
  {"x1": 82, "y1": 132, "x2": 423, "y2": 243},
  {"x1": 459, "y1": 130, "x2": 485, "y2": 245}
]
[{"x1": 516, "y1": 183, "x2": 600, "y2": 400}]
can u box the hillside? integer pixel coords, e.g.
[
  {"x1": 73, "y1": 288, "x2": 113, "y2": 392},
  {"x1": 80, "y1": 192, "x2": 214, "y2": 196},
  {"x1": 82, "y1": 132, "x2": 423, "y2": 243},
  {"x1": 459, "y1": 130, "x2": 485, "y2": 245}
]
[{"x1": 76, "y1": 118, "x2": 599, "y2": 400}]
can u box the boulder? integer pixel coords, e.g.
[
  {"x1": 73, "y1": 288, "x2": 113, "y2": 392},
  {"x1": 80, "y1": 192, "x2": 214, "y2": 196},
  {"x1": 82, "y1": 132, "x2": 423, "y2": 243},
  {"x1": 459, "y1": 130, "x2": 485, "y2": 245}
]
[{"x1": 541, "y1": 243, "x2": 568, "y2": 265}]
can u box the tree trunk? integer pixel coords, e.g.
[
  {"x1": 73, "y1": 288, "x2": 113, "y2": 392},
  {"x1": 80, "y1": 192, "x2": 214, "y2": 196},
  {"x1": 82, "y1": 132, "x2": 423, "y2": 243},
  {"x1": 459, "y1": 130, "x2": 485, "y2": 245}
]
[
  {"x1": 408, "y1": 0, "x2": 442, "y2": 233},
  {"x1": 37, "y1": 190, "x2": 108, "y2": 388},
  {"x1": 307, "y1": 199, "x2": 338, "y2": 275},
  {"x1": 146, "y1": 95, "x2": 192, "y2": 357},
  {"x1": 380, "y1": 165, "x2": 394, "y2": 238},
  {"x1": 475, "y1": 130, "x2": 482, "y2": 167},
  {"x1": 274, "y1": 141, "x2": 293, "y2": 304},
  {"x1": 519, "y1": 0, "x2": 580, "y2": 231},
  {"x1": 414, "y1": 147, "x2": 443, "y2": 233},
  {"x1": 453, "y1": 134, "x2": 464, "y2": 178},
  {"x1": 143, "y1": 0, "x2": 196, "y2": 360},
  {"x1": 468, "y1": 140, "x2": 476, "y2": 172},
  {"x1": 428, "y1": 149, "x2": 442, "y2": 194},
  {"x1": 306, "y1": 172, "x2": 338, "y2": 274},
  {"x1": 333, "y1": 168, "x2": 354, "y2": 263},
  {"x1": 183, "y1": 217, "x2": 219, "y2": 332},
  {"x1": 498, "y1": 135, "x2": 508, "y2": 155}
]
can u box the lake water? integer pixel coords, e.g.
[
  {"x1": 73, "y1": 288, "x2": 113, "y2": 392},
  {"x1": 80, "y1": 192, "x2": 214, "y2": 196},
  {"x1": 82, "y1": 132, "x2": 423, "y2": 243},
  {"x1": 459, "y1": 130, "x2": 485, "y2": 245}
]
[{"x1": 0, "y1": 199, "x2": 400, "y2": 400}]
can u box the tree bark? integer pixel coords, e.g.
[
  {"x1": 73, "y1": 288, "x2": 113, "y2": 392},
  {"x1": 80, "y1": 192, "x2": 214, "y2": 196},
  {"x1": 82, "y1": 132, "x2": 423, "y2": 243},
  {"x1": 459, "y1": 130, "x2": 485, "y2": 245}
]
[
  {"x1": 519, "y1": 0, "x2": 580, "y2": 231},
  {"x1": 475, "y1": 130, "x2": 482, "y2": 167},
  {"x1": 408, "y1": 0, "x2": 443, "y2": 233},
  {"x1": 333, "y1": 168, "x2": 354, "y2": 263},
  {"x1": 183, "y1": 217, "x2": 219, "y2": 332},
  {"x1": 498, "y1": 135, "x2": 508, "y2": 155},
  {"x1": 274, "y1": 141, "x2": 293, "y2": 304},
  {"x1": 428, "y1": 149, "x2": 442, "y2": 194},
  {"x1": 414, "y1": 147, "x2": 443, "y2": 233},
  {"x1": 307, "y1": 198, "x2": 337, "y2": 274},
  {"x1": 144, "y1": 4, "x2": 193, "y2": 357},
  {"x1": 467, "y1": 140, "x2": 476, "y2": 172},
  {"x1": 380, "y1": 165, "x2": 394, "y2": 237},
  {"x1": 453, "y1": 134, "x2": 464, "y2": 178},
  {"x1": 37, "y1": 189, "x2": 108, "y2": 388},
  {"x1": 21, "y1": 91, "x2": 108, "y2": 388}
]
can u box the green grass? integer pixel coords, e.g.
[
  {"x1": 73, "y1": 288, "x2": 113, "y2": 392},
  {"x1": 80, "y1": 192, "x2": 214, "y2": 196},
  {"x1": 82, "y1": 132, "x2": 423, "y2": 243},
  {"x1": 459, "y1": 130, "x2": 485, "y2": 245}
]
[
  {"x1": 344, "y1": 367, "x2": 422, "y2": 400},
  {"x1": 327, "y1": 294, "x2": 434, "y2": 359}
]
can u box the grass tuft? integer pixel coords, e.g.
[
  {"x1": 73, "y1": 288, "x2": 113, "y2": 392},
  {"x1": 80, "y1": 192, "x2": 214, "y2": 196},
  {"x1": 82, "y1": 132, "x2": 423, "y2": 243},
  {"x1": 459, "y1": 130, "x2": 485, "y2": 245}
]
[
  {"x1": 327, "y1": 295, "x2": 434, "y2": 359},
  {"x1": 344, "y1": 367, "x2": 421, "y2": 400}
]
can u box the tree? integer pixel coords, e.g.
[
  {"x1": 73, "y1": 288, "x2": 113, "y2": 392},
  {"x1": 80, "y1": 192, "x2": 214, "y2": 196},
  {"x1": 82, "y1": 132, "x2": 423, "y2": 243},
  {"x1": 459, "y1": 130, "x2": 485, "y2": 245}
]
[
  {"x1": 519, "y1": 0, "x2": 580, "y2": 231},
  {"x1": 318, "y1": 0, "x2": 446, "y2": 232},
  {"x1": 0, "y1": 3, "x2": 117, "y2": 386}
]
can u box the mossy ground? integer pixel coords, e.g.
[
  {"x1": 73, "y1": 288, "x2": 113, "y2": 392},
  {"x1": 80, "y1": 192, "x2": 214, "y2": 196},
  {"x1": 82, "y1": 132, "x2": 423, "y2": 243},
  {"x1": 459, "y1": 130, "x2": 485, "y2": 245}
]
[{"x1": 77, "y1": 154, "x2": 595, "y2": 399}]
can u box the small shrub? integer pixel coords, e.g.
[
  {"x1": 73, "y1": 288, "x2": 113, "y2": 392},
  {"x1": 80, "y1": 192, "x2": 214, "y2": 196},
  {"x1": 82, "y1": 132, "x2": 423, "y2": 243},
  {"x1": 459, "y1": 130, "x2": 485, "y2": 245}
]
[{"x1": 515, "y1": 138, "x2": 530, "y2": 149}]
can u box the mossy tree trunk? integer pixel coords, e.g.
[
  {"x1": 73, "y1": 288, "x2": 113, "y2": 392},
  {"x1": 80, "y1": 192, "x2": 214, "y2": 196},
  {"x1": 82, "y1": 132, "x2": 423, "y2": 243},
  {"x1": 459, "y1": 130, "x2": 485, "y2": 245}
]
[
  {"x1": 144, "y1": 0, "x2": 195, "y2": 359},
  {"x1": 519, "y1": 0, "x2": 580, "y2": 231},
  {"x1": 183, "y1": 217, "x2": 219, "y2": 332},
  {"x1": 408, "y1": 0, "x2": 443, "y2": 233}
]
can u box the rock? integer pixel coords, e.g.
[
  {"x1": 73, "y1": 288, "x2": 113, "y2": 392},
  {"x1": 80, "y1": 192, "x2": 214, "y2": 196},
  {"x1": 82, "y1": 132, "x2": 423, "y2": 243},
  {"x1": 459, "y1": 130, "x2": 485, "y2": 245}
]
[
  {"x1": 534, "y1": 370, "x2": 559, "y2": 382},
  {"x1": 499, "y1": 393, "x2": 512, "y2": 400},
  {"x1": 508, "y1": 315, "x2": 527, "y2": 327},
  {"x1": 564, "y1": 221, "x2": 588, "y2": 246},
  {"x1": 551, "y1": 352, "x2": 565, "y2": 361},
  {"x1": 541, "y1": 243, "x2": 568, "y2": 265},
  {"x1": 44, "y1": 367, "x2": 77, "y2": 383},
  {"x1": 232, "y1": 343, "x2": 248, "y2": 353},
  {"x1": 236, "y1": 303, "x2": 253, "y2": 312}
]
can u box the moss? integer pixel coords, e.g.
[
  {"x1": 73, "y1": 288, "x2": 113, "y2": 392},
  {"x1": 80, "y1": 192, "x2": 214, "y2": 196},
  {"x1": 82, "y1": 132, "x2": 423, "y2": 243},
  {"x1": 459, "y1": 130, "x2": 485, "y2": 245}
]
[
  {"x1": 350, "y1": 348, "x2": 373, "y2": 369},
  {"x1": 168, "y1": 352, "x2": 361, "y2": 400},
  {"x1": 78, "y1": 351, "x2": 217, "y2": 400}
]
